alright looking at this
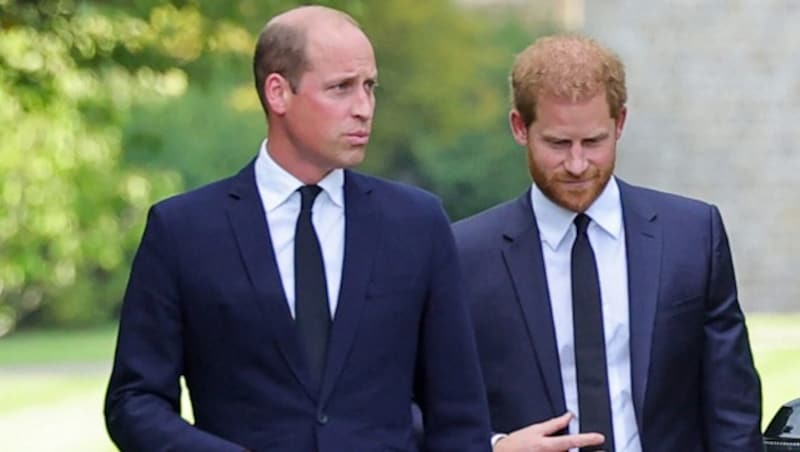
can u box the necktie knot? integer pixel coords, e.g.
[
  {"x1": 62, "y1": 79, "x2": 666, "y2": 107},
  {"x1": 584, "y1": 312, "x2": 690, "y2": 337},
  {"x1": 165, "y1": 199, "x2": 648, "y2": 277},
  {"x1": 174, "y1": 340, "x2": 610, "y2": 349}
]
[
  {"x1": 299, "y1": 185, "x2": 322, "y2": 214},
  {"x1": 574, "y1": 213, "x2": 591, "y2": 236}
]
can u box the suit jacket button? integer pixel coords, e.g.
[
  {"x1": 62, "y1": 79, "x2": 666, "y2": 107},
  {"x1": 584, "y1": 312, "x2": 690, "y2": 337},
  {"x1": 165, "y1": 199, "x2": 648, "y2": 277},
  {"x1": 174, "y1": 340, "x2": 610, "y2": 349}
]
[{"x1": 317, "y1": 413, "x2": 329, "y2": 425}]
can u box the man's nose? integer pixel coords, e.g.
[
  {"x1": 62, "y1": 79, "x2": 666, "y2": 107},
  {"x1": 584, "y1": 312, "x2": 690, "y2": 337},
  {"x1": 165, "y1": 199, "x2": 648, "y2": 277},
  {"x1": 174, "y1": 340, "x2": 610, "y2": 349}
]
[
  {"x1": 351, "y1": 88, "x2": 374, "y2": 119},
  {"x1": 564, "y1": 145, "x2": 589, "y2": 175}
]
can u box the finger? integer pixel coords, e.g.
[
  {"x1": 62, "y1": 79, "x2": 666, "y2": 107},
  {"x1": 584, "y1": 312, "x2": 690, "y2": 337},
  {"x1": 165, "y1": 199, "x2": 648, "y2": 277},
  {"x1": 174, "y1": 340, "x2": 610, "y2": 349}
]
[
  {"x1": 528, "y1": 412, "x2": 573, "y2": 435},
  {"x1": 547, "y1": 432, "x2": 605, "y2": 450}
]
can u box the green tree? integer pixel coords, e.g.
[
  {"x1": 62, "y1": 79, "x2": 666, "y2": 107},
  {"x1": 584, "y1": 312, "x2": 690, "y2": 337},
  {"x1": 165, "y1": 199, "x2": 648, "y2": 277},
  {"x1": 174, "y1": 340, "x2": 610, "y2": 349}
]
[
  {"x1": 121, "y1": 0, "x2": 541, "y2": 215},
  {"x1": 0, "y1": 1, "x2": 185, "y2": 333},
  {"x1": 1, "y1": 0, "x2": 549, "y2": 333}
]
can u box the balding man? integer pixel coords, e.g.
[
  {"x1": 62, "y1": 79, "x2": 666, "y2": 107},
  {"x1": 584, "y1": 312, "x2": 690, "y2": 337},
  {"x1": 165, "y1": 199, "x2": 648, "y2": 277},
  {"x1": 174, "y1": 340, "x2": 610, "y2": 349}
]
[{"x1": 104, "y1": 6, "x2": 491, "y2": 451}]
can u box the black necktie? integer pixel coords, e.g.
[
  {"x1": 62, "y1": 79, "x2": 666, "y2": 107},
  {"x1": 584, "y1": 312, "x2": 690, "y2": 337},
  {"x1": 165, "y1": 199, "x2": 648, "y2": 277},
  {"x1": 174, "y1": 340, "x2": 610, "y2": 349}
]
[
  {"x1": 571, "y1": 214, "x2": 615, "y2": 452},
  {"x1": 294, "y1": 185, "x2": 331, "y2": 389}
]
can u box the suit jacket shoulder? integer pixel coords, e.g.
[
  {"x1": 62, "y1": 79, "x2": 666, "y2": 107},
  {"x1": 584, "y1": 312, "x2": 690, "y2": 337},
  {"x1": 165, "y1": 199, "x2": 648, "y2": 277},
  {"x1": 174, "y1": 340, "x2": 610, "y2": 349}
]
[
  {"x1": 452, "y1": 192, "x2": 532, "y2": 255},
  {"x1": 617, "y1": 178, "x2": 717, "y2": 221},
  {"x1": 149, "y1": 163, "x2": 253, "y2": 223},
  {"x1": 347, "y1": 170, "x2": 445, "y2": 217}
]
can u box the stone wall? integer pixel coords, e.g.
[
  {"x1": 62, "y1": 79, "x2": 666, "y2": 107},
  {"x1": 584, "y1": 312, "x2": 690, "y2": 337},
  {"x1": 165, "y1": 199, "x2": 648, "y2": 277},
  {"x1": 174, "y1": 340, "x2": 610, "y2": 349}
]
[{"x1": 581, "y1": 0, "x2": 800, "y2": 311}]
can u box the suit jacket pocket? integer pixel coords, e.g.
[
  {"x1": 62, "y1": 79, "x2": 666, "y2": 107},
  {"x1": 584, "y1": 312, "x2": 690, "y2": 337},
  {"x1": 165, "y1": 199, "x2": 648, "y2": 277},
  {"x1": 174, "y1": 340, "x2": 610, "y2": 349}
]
[{"x1": 655, "y1": 294, "x2": 704, "y2": 329}]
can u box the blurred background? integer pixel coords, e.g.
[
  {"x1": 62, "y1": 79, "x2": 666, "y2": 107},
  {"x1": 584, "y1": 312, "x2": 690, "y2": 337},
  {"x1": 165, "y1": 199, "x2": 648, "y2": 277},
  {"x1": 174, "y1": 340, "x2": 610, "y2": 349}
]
[{"x1": 0, "y1": 0, "x2": 797, "y2": 450}]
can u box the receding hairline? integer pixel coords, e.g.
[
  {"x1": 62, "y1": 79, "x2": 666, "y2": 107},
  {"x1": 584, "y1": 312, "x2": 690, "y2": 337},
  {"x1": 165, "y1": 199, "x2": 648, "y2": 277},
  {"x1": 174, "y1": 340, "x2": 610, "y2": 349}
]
[
  {"x1": 260, "y1": 5, "x2": 365, "y2": 73},
  {"x1": 253, "y1": 5, "x2": 365, "y2": 114},
  {"x1": 266, "y1": 5, "x2": 359, "y2": 34}
]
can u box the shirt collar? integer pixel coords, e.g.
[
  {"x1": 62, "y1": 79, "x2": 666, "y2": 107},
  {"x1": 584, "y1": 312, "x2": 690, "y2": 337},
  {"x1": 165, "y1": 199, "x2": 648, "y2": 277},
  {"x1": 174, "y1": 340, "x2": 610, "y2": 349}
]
[
  {"x1": 530, "y1": 176, "x2": 623, "y2": 250},
  {"x1": 254, "y1": 139, "x2": 345, "y2": 212}
]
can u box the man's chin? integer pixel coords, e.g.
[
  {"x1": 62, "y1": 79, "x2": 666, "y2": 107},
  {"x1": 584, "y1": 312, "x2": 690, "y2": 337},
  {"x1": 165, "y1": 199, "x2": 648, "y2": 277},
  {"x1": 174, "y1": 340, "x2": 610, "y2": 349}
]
[
  {"x1": 550, "y1": 191, "x2": 597, "y2": 213},
  {"x1": 339, "y1": 151, "x2": 366, "y2": 168}
]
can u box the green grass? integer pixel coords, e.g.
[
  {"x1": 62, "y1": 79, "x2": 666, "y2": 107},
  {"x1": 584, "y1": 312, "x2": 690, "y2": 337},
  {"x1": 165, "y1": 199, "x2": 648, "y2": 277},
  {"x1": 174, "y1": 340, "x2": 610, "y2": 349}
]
[
  {"x1": 0, "y1": 372, "x2": 107, "y2": 414},
  {"x1": 748, "y1": 313, "x2": 800, "y2": 426},
  {"x1": 0, "y1": 325, "x2": 116, "y2": 415},
  {"x1": 0, "y1": 324, "x2": 118, "y2": 365},
  {"x1": 0, "y1": 314, "x2": 796, "y2": 452}
]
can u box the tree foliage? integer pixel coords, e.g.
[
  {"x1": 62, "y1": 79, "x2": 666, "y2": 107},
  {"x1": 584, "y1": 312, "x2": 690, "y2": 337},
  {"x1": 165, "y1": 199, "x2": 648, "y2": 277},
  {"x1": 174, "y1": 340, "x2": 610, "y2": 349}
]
[
  {"x1": 0, "y1": 1, "x2": 186, "y2": 332},
  {"x1": 0, "y1": 0, "x2": 546, "y2": 334}
]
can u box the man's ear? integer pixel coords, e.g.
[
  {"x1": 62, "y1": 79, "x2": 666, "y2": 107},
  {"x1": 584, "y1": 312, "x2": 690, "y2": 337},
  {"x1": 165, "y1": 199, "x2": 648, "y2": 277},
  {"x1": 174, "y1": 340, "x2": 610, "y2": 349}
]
[
  {"x1": 615, "y1": 105, "x2": 627, "y2": 139},
  {"x1": 509, "y1": 109, "x2": 530, "y2": 146},
  {"x1": 264, "y1": 73, "x2": 292, "y2": 115}
]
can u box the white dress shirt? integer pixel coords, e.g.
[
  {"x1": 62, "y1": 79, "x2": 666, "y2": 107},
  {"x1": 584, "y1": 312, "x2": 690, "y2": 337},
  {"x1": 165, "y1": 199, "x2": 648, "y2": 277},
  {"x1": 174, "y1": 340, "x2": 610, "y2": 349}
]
[
  {"x1": 531, "y1": 177, "x2": 642, "y2": 452},
  {"x1": 253, "y1": 140, "x2": 345, "y2": 319}
]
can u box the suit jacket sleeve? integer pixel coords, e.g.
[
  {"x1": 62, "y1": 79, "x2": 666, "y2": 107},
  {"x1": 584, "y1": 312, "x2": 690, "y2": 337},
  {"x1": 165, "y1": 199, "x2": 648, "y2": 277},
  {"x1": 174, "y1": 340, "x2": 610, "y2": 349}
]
[
  {"x1": 104, "y1": 205, "x2": 244, "y2": 452},
  {"x1": 702, "y1": 205, "x2": 763, "y2": 451},
  {"x1": 415, "y1": 202, "x2": 492, "y2": 452}
]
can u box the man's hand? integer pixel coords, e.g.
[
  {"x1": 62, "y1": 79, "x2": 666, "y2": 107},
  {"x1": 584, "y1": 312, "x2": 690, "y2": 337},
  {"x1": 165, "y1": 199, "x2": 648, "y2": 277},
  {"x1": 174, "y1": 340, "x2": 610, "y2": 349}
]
[{"x1": 493, "y1": 412, "x2": 605, "y2": 452}]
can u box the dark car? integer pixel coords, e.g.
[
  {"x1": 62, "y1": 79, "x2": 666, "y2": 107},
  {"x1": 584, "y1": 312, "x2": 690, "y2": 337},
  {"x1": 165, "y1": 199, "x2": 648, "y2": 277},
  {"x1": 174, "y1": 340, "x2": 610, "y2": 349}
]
[{"x1": 765, "y1": 398, "x2": 800, "y2": 451}]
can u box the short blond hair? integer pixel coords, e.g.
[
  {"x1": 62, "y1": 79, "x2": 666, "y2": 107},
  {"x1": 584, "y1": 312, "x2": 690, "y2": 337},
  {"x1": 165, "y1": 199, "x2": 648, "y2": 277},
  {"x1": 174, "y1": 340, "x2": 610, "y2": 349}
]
[{"x1": 510, "y1": 34, "x2": 627, "y2": 126}]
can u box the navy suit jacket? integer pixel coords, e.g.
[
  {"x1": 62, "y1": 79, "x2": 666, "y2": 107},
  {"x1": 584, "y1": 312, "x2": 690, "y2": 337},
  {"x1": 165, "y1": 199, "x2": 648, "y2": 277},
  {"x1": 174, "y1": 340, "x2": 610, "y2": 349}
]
[
  {"x1": 105, "y1": 162, "x2": 491, "y2": 452},
  {"x1": 453, "y1": 179, "x2": 763, "y2": 452}
]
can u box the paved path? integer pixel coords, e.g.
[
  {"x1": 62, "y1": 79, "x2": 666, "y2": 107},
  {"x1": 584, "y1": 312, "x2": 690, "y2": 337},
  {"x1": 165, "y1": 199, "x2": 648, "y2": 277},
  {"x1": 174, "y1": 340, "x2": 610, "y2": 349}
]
[
  {"x1": 0, "y1": 361, "x2": 114, "y2": 452},
  {"x1": 0, "y1": 387, "x2": 114, "y2": 452},
  {"x1": 0, "y1": 360, "x2": 194, "y2": 451}
]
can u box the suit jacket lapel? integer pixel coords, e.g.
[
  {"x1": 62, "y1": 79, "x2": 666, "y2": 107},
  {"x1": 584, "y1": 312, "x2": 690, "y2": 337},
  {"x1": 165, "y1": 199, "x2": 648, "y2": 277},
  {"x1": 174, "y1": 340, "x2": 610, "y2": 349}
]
[
  {"x1": 319, "y1": 171, "x2": 377, "y2": 405},
  {"x1": 225, "y1": 162, "x2": 315, "y2": 400},
  {"x1": 501, "y1": 191, "x2": 566, "y2": 415},
  {"x1": 619, "y1": 180, "x2": 661, "y2": 431}
]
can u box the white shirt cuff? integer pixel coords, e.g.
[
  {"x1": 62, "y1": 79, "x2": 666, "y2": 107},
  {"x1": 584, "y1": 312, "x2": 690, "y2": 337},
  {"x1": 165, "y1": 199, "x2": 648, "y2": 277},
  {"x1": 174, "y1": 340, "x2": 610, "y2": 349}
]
[{"x1": 491, "y1": 433, "x2": 508, "y2": 447}]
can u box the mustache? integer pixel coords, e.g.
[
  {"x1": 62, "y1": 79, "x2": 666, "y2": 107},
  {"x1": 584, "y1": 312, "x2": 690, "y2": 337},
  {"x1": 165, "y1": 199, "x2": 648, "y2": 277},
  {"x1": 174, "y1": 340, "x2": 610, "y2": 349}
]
[{"x1": 554, "y1": 169, "x2": 600, "y2": 182}]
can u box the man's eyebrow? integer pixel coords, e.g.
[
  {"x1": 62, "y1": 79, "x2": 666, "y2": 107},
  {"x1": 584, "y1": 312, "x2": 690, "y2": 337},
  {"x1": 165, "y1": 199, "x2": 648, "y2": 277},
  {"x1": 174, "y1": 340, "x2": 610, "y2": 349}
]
[
  {"x1": 540, "y1": 133, "x2": 570, "y2": 141},
  {"x1": 584, "y1": 131, "x2": 610, "y2": 140}
]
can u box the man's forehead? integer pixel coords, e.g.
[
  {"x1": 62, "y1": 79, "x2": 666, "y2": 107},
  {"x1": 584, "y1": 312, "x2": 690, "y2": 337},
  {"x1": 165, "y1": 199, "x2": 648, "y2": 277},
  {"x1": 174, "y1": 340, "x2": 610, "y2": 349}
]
[
  {"x1": 304, "y1": 27, "x2": 374, "y2": 68},
  {"x1": 538, "y1": 127, "x2": 611, "y2": 138},
  {"x1": 537, "y1": 90, "x2": 608, "y2": 106},
  {"x1": 306, "y1": 22, "x2": 368, "y2": 50}
]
